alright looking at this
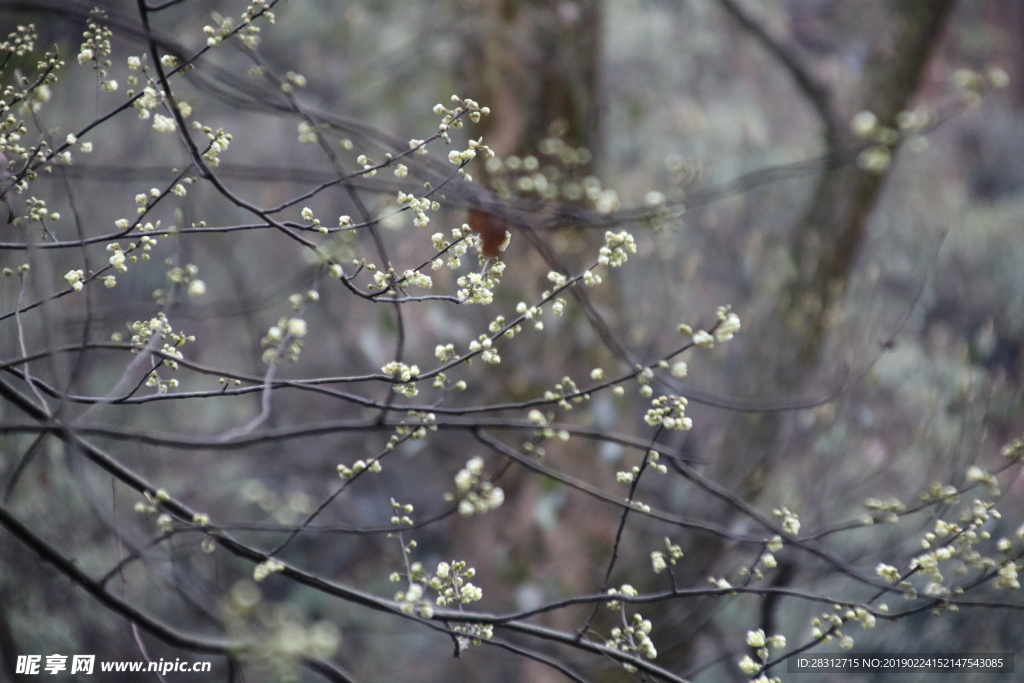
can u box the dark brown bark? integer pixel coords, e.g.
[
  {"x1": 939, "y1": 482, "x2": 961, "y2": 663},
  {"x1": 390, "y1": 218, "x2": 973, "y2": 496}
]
[{"x1": 454, "y1": 0, "x2": 602, "y2": 169}]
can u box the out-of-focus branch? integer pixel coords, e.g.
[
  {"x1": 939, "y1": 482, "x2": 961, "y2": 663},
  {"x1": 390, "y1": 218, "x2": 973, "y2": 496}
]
[
  {"x1": 0, "y1": 503, "x2": 359, "y2": 683},
  {"x1": 716, "y1": 0, "x2": 841, "y2": 148},
  {"x1": 0, "y1": 503, "x2": 232, "y2": 655}
]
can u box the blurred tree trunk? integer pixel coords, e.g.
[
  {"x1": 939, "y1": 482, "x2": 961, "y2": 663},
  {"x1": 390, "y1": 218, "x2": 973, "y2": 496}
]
[
  {"x1": 662, "y1": 0, "x2": 956, "y2": 671},
  {"x1": 717, "y1": 0, "x2": 956, "y2": 499},
  {"x1": 999, "y1": 0, "x2": 1024, "y2": 108},
  {"x1": 783, "y1": 0, "x2": 956, "y2": 369},
  {"x1": 454, "y1": 0, "x2": 601, "y2": 167},
  {"x1": 450, "y1": 4, "x2": 607, "y2": 683}
]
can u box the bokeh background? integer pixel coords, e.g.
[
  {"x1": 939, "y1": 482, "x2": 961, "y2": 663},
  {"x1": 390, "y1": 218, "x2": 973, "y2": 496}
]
[{"x1": 1, "y1": 1, "x2": 1023, "y2": 681}]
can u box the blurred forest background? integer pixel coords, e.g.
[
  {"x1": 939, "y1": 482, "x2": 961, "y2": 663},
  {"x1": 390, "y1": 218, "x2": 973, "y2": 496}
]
[{"x1": 1, "y1": 0, "x2": 1023, "y2": 681}]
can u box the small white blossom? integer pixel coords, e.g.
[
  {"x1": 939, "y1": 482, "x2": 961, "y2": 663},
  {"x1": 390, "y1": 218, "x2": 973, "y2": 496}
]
[
  {"x1": 253, "y1": 558, "x2": 285, "y2": 582},
  {"x1": 738, "y1": 655, "x2": 760, "y2": 675},
  {"x1": 775, "y1": 508, "x2": 800, "y2": 536},
  {"x1": 108, "y1": 249, "x2": 127, "y2": 272},
  {"x1": 714, "y1": 307, "x2": 741, "y2": 341},
  {"x1": 64, "y1": 270, "x2": 85, "y2": 292},
  {"x1": 597, "y1": 231, "x2": 636, "y2": 267},
  {"x1": 876, "y1": 563, "x2": 900, "y2": 583},
  {"x1": 995, "y1": 562, "x2": 1020, "y2": 590},
  {"x1": 152, "y1": 114, "x2": 176, "y2": 133},
  {"x1": 692, "y1": 330, "x2": 714, "y2": 348},
  {"x1": 851, "y1": 111, "x2": 878, "y2": 137}
]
